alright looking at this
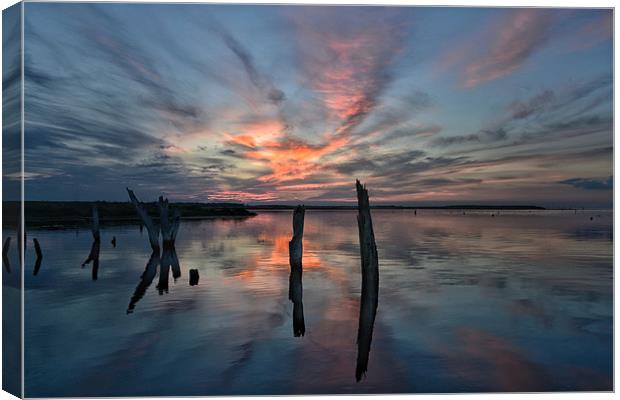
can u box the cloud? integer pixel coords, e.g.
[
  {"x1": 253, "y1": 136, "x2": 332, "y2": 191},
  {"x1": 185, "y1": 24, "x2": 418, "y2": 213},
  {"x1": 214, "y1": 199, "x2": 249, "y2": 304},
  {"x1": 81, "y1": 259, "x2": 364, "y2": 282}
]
[
  {"x1": 570, "y1": 12, "x2": 613, "y2": 50},
  {"x1": 463, "y1": 9, "x2": 554, "y2": 88},
  {"x1": 559, "y1": 176, "x2": 612, "y2": 190},
  {"x1": 213, "y1": 25, "x2": 286, "y2": 106},
  {"x1": 509, "y1": 90, "x2": 555, "y2": 119},
  {"x1": 432, "y1": 128, "x2": 507, "y2": 147},
  {"x1": 289, "y1": 7, "x2": 410, "y2": 137},
  {"x1": 79, "y1": 11, "x2": 204, "y2": 129}
]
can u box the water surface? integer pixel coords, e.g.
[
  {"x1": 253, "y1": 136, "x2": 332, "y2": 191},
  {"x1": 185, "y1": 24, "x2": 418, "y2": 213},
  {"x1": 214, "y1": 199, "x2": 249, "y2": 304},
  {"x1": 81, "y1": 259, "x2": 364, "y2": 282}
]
[{"x1": 18, "y1": 210, "x2": 613, "y2": 396}]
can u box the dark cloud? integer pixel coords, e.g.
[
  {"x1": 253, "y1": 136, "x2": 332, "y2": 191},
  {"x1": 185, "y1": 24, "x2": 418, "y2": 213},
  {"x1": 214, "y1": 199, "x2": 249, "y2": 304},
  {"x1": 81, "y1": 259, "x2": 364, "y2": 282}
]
[
  {"x1": 432, "y1": 128, "x2": 507, "y2": 147},
  {"x1": 509, "y1": 90, "x2": 555, "y2": 119},
  {"x1": 559, "y1": 176, "x2": 612, "y2": 190}
]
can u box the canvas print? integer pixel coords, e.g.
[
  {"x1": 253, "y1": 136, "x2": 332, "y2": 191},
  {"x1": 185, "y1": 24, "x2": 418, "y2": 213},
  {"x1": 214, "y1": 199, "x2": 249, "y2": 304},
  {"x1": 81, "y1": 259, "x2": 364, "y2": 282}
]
[{"x1": 2, "y1": 2, "x2": 614, "y2": 397}]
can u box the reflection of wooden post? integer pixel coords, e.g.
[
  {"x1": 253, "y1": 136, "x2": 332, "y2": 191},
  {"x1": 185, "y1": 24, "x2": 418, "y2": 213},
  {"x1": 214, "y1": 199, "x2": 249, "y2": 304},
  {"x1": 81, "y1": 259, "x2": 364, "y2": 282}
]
[
  {"x1": 127, "y1": 249, "x2": 161, "y2": 314},
  {"x1": 33, "y1": 238, "x2": 43, "y2": 276},
  {"x1": 82, "y1": 205, "x2": 101, "y2": 280},
  {"x1": 355, "y1": 180, "x2": 379, "y2": 382},
  {"x1": 3, "y1": 237, "x2": 11, "y2": 273},
  {"x1": 127, "y1": 188, "x2": 160, "y2": 250},
  {"x1": 288, "y1": 205, "x2": 305, "y2": 337}
]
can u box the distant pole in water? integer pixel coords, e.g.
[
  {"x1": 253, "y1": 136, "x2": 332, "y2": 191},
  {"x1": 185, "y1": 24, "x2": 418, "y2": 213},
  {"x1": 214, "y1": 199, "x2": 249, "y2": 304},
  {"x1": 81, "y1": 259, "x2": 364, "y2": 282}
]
[
  {"x1": 33, "y1": 238, "x2": 43, "y2": 276},
  {"x1": 3, "y1": 237, "x2": 11, "y2": 273},
  {"x1": 111, "y1": 236, "x2": 116, "y2": 248},
  {"x1": 288, "y1": 205, "x2": 305, "y2": 337},
  {"x1": 355, "y1": 180, "x2": 379, "y2": 382}
]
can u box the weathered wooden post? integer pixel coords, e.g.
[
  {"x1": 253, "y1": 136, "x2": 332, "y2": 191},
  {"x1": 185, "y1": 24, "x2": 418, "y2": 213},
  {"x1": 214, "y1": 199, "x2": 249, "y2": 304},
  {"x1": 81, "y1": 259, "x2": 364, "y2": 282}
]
[
  {"x1": 33, "y1": 238, "x2": 43, "y2": 276},
  {"x1": 3, "y1": 237, "x2": 11, "y2": 273},
  {"x1": 127, "y1": 188, "x2": 160, "y2": 251},
  {"x1": 157, "y1": 196, "x2": 181, "y2": 245},
  {"x1": 355, "y1": 180, "x2": 379, "y2": 382},
  {"x1": 288, "y1": 205, "x2": 305, "y2": 337}
]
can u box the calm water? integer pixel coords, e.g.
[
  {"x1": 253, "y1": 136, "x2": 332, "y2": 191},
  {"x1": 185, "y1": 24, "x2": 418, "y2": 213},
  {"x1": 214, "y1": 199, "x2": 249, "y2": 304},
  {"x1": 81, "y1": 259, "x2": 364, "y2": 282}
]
[{"x1": 14, "y1": 210, "x2": 613, "y2": 396}]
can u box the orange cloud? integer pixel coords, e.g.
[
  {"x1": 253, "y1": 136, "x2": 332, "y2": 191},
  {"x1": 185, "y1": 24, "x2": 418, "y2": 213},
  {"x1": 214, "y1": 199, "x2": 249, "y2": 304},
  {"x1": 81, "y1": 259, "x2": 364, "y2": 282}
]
[
  {"x1": 207, "y1": 190, "x2": 278, "y2": 202},
  {"x1": 244, "y1": 136, "x2": 349, "y2": 183}
]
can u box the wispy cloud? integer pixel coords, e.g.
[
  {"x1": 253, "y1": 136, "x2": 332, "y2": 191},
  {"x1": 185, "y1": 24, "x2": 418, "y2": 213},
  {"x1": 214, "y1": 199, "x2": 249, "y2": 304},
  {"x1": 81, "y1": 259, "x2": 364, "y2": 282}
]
[
  {"x1": 570, "y1": 12, "x2": 613, "y2": 50},
  {"x1": 289, "y1": 7, "x2": 410, "y2": 136},
  {"x1": 212, "y1": 24, "x2": 286, "y2": 106},
  {"x1": 463, "y1": 9, "x2": 554, "y2": 88},
  {"x1": 20, "y1": 4, "x2": 612, "y2": 207}
]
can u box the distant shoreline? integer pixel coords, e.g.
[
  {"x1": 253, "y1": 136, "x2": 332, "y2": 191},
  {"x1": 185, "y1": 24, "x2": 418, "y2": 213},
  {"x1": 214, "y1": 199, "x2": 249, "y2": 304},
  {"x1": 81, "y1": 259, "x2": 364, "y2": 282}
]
[
  {"x1": 4, "y1": 201, "x2": 604, "y2": 230},
  {"x1": 246, "y1": 204, "x2": 546, "y2": 211},
  {"x1": 2, "y1": 201, "x2": 257, "y2": 229}
]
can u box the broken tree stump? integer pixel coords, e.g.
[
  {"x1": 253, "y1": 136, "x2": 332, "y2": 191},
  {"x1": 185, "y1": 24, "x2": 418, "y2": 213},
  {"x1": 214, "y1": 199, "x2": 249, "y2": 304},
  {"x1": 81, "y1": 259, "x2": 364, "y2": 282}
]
[
  {"x1": 288, "y1": 205, "x2": 305, "y2": 337},
  {"x1": 289, "y1": 205, "x2": 305, "y2": 270},
  {"x1": 355, "y1": 180, "x2": 379, "y2": 382},
  {"x1": 127, "y1": 188, "x2": 160, "y2": 250},
  {"x1": 158, "y1": 196, "x2": 181, "y2": 246}
]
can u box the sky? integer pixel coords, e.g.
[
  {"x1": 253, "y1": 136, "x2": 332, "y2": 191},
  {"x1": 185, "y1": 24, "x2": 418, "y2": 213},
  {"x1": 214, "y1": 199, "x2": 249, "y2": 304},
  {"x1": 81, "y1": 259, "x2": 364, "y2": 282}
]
[{"x1": 15, "y1": 4, "x2": 613, "y2": 207}]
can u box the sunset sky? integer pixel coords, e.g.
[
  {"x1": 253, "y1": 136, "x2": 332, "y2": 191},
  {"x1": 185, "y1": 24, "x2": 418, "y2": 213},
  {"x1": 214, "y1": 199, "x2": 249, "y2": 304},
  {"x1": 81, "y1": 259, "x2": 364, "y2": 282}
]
[{"x1": 20, "y1": 4, "x2": 613, "y2": 207}]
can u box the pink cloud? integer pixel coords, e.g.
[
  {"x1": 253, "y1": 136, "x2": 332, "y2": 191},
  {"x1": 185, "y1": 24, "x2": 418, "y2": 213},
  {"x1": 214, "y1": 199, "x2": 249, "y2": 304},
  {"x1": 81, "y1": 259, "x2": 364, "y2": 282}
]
[
  {"x1": 289, "y1": 8, "x2": 407, "y2": 136},
  {"x1": 463, "y1": 9, "x2": 554, "y2": 88},
  {"x1": 571, "y1": 12, "x2": 613, "y2": 50}
]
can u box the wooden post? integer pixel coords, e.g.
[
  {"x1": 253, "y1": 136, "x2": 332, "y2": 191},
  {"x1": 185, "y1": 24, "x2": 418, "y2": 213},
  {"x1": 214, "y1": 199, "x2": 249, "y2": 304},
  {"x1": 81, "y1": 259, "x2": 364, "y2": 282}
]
[
  {"x1": 355, "y1": 180, "x2": 379, "y2": 382},
  {"x1": 127, "y1": 188, "x2": 160, "y2": 250},
  {"x1": 158, "y1": 196, "x2": 181, "y2": 245},
  {"x1": 33, "y1": 238, "x2": 42, "y2": 276},
  {"x1": 91, "y1": 205, "x2": 100, "y2": 241},
  {"x1": 288, "y1": 205, "x2": 305, "y2": 337},
  {"x1": 289, "y1": 205, "x2": 305, "y2": 269}
]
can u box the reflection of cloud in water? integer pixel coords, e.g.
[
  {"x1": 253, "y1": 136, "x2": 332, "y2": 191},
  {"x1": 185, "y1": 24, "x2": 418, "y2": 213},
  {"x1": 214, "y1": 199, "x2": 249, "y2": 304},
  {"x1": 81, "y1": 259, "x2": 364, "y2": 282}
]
[
  {"x1": 21, "y1": 210, "x2": 612, "y2": 395},
  {"x1": 447, "y1": 327, "x2": 550, "y2": 391}
]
